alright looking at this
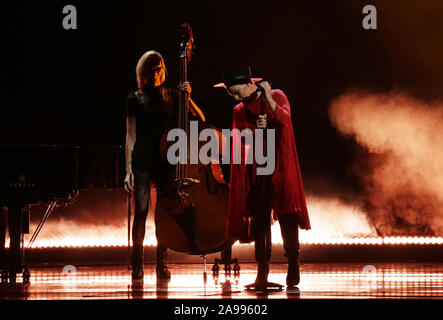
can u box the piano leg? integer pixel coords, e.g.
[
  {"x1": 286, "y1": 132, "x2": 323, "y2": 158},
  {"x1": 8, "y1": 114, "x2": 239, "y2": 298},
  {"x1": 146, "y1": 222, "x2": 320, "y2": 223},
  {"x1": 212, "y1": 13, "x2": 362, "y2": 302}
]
[
  {"x1": 7, "y1": 206, "x2": 25, "y2": 276},
  {"x1": 0, "y1": 207, "x2": 6, "y2": 281}
]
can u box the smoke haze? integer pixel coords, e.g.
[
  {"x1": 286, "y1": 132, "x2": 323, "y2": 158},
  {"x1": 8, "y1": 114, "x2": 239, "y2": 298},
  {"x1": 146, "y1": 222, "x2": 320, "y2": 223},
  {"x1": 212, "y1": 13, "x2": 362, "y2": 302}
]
[{"x1": 329, "y1": 91, "x2": 443, "y2": 236}]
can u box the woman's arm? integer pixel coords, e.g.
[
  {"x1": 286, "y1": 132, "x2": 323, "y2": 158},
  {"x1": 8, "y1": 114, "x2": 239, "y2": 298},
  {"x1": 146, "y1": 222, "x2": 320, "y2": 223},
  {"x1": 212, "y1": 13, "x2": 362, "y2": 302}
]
[{"x1": 124, "y1": 115, "x2": 136, "y2": 191}]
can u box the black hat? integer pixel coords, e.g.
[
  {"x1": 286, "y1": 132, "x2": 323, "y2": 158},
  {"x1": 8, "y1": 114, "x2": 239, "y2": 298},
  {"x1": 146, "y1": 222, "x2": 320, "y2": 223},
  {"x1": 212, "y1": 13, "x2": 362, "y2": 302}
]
[{"x1": 213, "y1": 66, "x2": 262, "y2": 88}]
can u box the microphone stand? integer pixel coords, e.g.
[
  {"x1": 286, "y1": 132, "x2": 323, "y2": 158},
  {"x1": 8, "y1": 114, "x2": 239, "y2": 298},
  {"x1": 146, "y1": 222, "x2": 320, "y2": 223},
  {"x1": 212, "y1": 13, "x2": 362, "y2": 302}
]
[{"x1": 245, "y1": 85, "x2": 283, "y2": 292}]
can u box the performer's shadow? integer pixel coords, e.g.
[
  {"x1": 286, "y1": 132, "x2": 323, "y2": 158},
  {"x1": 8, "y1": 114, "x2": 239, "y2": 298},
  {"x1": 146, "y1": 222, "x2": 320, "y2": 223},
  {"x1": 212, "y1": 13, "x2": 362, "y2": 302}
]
[
  {"x1": 0, "y1": 279, "x2": 30, "y2": 299},
  {"x1": 286, "y1": 286, "x2": 301, "y2": 299},
  {"x1": 130, "y1": 278, "x2": 170, "y2": 299},
  {"x1": 221, "y1": 278, "x2": 233, "y2": 298},
  {"x1": 211, "y1": 273, "x2": 241, "y2": 298},
  {"x1": 156, "y1": 278, "x2": 170, "y2": 299},
  {"x1": 243, "y1": 283, "x2": 301, "y2": 298},
  {"x1": 130, "y1": 278, "x2": 145, "y2": 299}
]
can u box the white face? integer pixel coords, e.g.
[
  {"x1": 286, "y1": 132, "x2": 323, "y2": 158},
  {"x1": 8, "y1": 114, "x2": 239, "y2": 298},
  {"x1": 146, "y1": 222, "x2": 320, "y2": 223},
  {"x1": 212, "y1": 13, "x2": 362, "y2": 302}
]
[{"x1": 227, "y1": 83, "x2": 256, "y2": 101}]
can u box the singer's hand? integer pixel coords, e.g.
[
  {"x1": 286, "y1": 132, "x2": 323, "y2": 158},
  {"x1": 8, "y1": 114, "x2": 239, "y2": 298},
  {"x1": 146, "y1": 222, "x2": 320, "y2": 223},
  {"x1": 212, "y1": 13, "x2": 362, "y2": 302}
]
[
  {"x1": 257, "y1": 114, "x2": 267, "y2": 129},
  {"x1": 257, "y1": 80, "x2": 279, "y2": 115},
  {"x1": 256, "y1": 81, "x2": 272, "y2": 99}
]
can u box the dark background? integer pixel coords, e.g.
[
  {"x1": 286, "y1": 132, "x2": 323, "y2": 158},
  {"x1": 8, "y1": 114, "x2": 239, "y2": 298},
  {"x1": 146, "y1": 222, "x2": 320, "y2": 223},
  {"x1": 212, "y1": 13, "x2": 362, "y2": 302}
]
[{"x1": 2, "y1": 0, "x2": 443, "y2": 200}]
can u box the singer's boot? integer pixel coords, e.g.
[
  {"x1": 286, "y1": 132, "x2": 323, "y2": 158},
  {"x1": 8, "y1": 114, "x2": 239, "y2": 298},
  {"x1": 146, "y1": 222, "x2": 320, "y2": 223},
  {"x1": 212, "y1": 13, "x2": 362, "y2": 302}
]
[
  {"x1": 286, "y1": 249, "x2": 300, "y2": 287},
  {"x1": 156, "y1": 242, "x2": 171, "y2": 280},
  {"x1": 279, "y1": 214, "x2": 300, "y2": 287},
  {"x1": 131, "y1": 244, "x2": 144, "y2": 280}
]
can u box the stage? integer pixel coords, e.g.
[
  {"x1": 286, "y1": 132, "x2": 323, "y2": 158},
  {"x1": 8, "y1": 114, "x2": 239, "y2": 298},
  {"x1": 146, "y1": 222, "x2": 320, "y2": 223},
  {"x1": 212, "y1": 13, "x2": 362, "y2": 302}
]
[
  {"x1": 3, "y1": 1, "x2": 443, "y2": 314},
  {"x1": 1, "y1": 262, "x2": 442, "y2": 300}
]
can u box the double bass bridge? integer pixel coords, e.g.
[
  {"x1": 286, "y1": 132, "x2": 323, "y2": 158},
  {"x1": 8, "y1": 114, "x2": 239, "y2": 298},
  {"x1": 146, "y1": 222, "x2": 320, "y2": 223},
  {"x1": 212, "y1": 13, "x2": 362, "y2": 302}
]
[{"x1": 175, "y1": 177, "x2": 200, "y2": 188}]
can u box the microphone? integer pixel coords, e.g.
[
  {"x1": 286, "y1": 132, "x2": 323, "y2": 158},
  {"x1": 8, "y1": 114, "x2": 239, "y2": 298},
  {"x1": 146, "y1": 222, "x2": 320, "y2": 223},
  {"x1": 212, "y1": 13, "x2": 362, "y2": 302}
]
[
  {"x1": 255, "y1": 80, "x2": 271, "y2": 93},
  {"x1": 255, "y1": 82, "x2": 267, "y2": 115},
  {"x1": 256, "y1": 84, "x2": 265, "y2": 92},
  {"x1": 255, "y1": 80, "x2": 272, "y2": 115}
]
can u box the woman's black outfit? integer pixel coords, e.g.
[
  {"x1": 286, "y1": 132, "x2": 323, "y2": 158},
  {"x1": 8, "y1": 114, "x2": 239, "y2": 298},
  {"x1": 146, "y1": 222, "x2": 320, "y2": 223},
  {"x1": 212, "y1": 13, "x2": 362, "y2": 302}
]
[{"x1": 125, "y1": 85, "x2": 178, "y2": 280}]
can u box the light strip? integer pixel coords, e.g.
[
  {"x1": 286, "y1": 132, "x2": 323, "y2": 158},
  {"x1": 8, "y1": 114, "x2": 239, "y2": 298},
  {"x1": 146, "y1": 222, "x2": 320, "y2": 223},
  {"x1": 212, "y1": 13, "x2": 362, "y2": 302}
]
[{"x1": 21, "y1": 236, "x2": 443, "y2": 249}]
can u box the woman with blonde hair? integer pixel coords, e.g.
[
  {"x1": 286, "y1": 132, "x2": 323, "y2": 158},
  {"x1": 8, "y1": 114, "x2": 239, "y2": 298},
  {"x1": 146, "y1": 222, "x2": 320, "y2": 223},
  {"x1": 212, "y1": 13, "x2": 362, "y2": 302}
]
[{"x1": 124, "y1": 50, "x2": 191, "y2": 280}]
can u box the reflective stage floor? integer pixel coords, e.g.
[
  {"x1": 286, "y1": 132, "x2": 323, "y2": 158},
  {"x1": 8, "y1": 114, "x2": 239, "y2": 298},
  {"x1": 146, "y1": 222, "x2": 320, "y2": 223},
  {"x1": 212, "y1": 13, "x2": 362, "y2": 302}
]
[{"x1": 0, "y1": 263, "x2": 442, "y2": 300}]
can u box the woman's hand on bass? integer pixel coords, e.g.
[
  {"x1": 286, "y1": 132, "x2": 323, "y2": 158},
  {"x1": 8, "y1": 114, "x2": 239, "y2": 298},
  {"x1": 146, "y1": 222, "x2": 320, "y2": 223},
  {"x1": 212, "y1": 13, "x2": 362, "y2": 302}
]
[{"x1": 178, "y1": 81, "x2": 192, "y2": 95}]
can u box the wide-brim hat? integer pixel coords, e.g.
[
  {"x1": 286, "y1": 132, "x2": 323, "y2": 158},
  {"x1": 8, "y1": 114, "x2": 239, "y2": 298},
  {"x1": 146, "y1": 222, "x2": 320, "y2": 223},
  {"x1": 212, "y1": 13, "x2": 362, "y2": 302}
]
[{"x1": 213, "y1": 66, "x2": 262, "y2": 88}]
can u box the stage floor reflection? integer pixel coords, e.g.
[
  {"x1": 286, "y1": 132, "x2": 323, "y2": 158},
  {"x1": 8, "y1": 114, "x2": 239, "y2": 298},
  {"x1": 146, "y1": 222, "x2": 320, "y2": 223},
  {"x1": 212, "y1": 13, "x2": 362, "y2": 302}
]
[{"x1": 1, "y1": 263, "x2": 442, "y2": 300}]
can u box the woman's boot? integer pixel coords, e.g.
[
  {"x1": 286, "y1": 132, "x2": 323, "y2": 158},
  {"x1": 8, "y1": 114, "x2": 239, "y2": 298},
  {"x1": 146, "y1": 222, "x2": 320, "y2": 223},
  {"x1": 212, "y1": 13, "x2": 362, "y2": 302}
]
[
  {"x1": 156, "y1": 242, "x2": 171, "y2": 280},
  {"x1": 131, "y1": 244, "x2": 144, "y2": 280}
]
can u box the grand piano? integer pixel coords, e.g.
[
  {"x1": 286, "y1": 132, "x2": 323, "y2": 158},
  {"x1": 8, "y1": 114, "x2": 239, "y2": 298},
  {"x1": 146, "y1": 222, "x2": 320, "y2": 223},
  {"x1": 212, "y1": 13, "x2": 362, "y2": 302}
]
[{"x1": 0, "y1": 145, "x2": 125, "y2": 281}]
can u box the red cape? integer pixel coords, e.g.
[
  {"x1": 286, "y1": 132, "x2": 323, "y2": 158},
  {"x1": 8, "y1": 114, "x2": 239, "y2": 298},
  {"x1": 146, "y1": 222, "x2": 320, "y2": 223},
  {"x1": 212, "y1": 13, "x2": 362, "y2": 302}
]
[{"x1": 227, "y1": 89, "x2": 311, "y2": 242}]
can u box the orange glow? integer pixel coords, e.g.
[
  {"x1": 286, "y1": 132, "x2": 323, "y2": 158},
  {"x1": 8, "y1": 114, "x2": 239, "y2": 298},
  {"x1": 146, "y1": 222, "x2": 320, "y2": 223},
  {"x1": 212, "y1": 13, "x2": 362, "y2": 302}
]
[{"x1": 20, "y1": 195, "x2": 443, "y2": 249}]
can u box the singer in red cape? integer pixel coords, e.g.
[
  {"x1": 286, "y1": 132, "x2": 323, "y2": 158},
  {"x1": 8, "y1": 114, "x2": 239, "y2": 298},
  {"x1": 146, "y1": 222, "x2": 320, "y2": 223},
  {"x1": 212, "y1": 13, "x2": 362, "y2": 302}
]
[
  {"x1": 215, "y1": 66, "x2": 311, "y2": 287},
  {"x1": 228, "y1": 89, "x2": 311, "y2": 235}
]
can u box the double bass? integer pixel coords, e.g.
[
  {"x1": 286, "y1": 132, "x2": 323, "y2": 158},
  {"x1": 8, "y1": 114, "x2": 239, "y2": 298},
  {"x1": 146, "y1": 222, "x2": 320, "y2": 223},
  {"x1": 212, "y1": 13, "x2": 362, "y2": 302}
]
[{"x1": 155, "y1": 23, "x2": 232, "y2": 255}]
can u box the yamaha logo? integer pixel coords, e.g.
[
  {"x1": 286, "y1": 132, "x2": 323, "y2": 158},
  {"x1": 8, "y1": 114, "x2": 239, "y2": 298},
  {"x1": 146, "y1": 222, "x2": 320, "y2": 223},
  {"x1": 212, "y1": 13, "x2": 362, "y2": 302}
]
[{"x1": 9, "y1": 174, "x2": 36, "y2": 188}]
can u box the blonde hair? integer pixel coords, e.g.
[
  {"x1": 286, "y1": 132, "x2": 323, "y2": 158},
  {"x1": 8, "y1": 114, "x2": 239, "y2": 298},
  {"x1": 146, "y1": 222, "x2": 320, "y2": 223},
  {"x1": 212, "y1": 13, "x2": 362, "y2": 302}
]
[{"x1": 135, "y1": 50, "x2": 168, "y2": 89}]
